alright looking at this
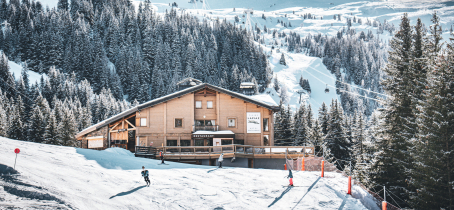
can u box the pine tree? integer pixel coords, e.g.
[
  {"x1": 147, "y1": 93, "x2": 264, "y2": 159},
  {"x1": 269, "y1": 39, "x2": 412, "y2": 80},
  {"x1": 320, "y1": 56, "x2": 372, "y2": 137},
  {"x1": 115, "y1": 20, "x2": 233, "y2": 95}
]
[
  {"x1": 279, "y1": 53, "x2": 286, "y2": 66},
  {"x1": 410, "y1": 26, "x2": 454, "y2": 210},
  {"x1": 292, "y1": 103, "x2": 308, "y2": 146},
  {"x1": 372, "y1": 13, "x2": 415, "y2": 208},
  {"x1": 43, "y1": 110, "x2": 59, "y2": 145},
  {"x1": 324, "y1": 99, "x2": 350, "y2": 170}
]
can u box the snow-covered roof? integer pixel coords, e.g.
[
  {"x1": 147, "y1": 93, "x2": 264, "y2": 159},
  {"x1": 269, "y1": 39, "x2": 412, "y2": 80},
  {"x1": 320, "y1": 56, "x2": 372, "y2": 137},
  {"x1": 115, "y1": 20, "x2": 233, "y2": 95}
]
[
  {"x1": 240, "y1": 82, "x2": 255, "y2": 88},
  {"x1": 193, "y1": 130, "x2": 235, "y2": 135},
  {"x1": 249, "y1": 94, "x2": 279, "y2": 106},
  {"x1": 76, "y1": 83, "x2": 279, "y2": 138}
]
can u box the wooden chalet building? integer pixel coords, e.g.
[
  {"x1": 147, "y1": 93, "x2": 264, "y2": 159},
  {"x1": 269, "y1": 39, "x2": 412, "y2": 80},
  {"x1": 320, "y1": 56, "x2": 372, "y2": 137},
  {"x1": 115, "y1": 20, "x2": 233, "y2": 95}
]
[{"x1": 75, "y1": 81, "x2": 279, "y2": 153}]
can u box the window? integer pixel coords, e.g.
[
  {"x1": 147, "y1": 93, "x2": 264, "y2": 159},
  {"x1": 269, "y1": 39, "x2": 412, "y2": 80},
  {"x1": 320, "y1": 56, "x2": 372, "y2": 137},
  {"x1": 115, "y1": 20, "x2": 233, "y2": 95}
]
[
  {"x1": 175, "y1": 119, "x2": 183, "y2": 128},
  {"x1": 207, "y1": 101, "x2": 213, "y2": 109},
  {"x1": 263, "y1": 118, "x2": 269, "y2": 132},
  {"x1": 195, "y1": 101, "x2": 202, "y2": 109},
  {"x1": 140, "y1": 118, "x2": 147, "y2": 126},
  {"x1": 205, "y1": 120, "x2": 215, "y2": 126},
  {"x1": 228, "y1": 118, "x2": 236, "y2": 127},
  {"x1": 180, "y1": 140, "x2": 191, "y2": 146},
  {"x1": 195, "y1": 120, "x2": 204, "y2": 126},
  {"x1": 234, "y1": 139, "x2": 244, "y2": 145},
  {"x1": 167, "y1": 140, "x2": 177, "y2": 146},
  {"x1": 263, "y1": 135, "x2": 269, "y2": 146}
]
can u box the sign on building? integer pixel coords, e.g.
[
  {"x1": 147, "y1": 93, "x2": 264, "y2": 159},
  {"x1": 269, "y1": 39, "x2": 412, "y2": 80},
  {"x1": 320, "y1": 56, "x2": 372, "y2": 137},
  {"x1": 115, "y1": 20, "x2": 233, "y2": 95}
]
[
  {"x1": 247, "y1": 112, "x2": 261, "y2": 133},
  {"x1": 87, "y1": 136, "x2": 104, "y2": 148}
]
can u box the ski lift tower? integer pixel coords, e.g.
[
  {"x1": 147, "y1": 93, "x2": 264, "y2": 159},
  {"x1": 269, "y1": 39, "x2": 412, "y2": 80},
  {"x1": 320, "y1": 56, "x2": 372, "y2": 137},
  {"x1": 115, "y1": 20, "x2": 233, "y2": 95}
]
[
  {"x1": 297, "y1": 89, "x2": 305, "y2": 104},
  {"x1": 244, "y1": 9, "x2": 253, "y2": 32}
]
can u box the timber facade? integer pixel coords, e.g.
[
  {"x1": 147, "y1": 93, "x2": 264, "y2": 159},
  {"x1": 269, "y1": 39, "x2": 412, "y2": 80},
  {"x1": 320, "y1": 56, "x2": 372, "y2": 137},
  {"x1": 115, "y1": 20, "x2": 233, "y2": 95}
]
[{"x1": 76, "y1": 82, "x2": 279, "y2": 153}]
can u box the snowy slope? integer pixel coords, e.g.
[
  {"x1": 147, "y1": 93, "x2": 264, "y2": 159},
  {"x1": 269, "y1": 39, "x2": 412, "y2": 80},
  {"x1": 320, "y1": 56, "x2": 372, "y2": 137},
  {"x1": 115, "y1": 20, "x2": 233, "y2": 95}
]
[
  {"x1": 0, "y1": 137, "x2": 379, "y2": 209},
  {"x1": 8, "y1": 61, "x2": 47, "y2": 85}
]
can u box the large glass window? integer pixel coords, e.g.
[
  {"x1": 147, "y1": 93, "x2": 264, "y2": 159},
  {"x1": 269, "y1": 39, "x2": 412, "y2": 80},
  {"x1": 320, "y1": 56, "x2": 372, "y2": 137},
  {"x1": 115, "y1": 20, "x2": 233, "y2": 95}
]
[
  {"x1": 228, "y1": 118, "x2": 236, "y2": 127},
  {"x1": 175, "y1": 119, "x2": 183, "y2": 127},
  {"x1": 234, "y1": 139, "x2": 244, "y2": 145},
  {"x1": 263, "y1": 135, "x2": 269, "y2": 146},
  {"x1": 195, "y1": 101, "x2": 202, "y2": 109},
  {"x1": 180, "y1": 140, "x2": 191, "y2": 146},
  {"x1": 263, "y1": 118, "x2": 269, "y2": 132},
  {"x1": 205, "y1": 120, "x2": 215, "y2": 126},
  {"x1": 207, "y1": 101, "x2": 213, "y2": 109},
  {"x1": 195, "y1": 140, "x2": 204, "y2": 146},
  {"x1": 167, "y1": 140, "x2": 177, "y2": 146},
  {"x1": 195, "y1": 120, "x2": 205, "y2": 126}
]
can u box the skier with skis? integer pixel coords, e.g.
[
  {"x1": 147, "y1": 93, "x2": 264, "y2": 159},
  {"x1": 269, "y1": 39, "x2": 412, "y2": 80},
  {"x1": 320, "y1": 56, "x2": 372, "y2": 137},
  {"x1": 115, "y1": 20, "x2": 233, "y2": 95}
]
[
  {"x1": 286, "y1": 169, "x2": 293, "y2": 186},
  {"x1": 141, "y1": 166, "x2": 150, "y2": 186},
  {"x1": 218, "y1": 153, "x2": 224, "y2": 168}
]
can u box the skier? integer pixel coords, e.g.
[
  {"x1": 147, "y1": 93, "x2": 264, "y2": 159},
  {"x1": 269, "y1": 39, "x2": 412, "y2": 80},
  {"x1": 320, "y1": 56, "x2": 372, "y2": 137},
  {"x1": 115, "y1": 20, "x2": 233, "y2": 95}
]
[
  {"x1": 141, "y1": 166, "x2": 150, "y2": 186},
  {"x1": 218, "y1": 153, "x2": 224, "y2": 168},
  {"x1": 287, "y1": 169, "x2": 293, "y2": 186},
  {"x1": 160, "y1": 151, "x2": 164, "y2": 164}
]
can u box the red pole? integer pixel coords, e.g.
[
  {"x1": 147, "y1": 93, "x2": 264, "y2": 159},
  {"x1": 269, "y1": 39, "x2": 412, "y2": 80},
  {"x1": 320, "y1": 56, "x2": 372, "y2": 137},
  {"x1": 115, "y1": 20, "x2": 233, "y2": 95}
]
[
  {"x1": 321, "y1": 160, "x2": 324, "y2": 177},
  {"x1": 284, "y1": 164, "x2": 287, "y2": 170},
  {"x1": 301, "y1": 158, "x2": 305, "y2": 171},
  {"x1": 347, "y1": 176, "x2": 352, "y2": 195},
  {"x1": 382, "y1": 201, "x2": 387, "y2": 210}
]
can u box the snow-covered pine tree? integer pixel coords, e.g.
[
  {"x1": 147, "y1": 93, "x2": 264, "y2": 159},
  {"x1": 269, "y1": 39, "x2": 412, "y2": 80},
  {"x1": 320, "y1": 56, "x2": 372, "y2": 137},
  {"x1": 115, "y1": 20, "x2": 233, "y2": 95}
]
[
  {"x1": 371, "y1": 13, "x2": 415, "y2": 208},
  {"x1": 410, "y1": 20, "x2": 453, "y2": 209},
  {"x1": 324, "y1": 99, "x2": 350, "y2": 170},
  {"x1": 292, "y1": 103, "x2": 308, "y2": 146},
  {"x1": 279, "y1": 53, "x2": 286, "y2": 66},
  {"x1": 43, "y1": 110, "x2": 59, "y2": 145}
]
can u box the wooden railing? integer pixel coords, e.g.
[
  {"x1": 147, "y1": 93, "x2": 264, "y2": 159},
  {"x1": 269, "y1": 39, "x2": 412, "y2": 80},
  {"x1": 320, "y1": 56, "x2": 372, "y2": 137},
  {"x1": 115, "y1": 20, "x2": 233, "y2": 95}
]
[{"x1": 137, "y1": 145, "x2": 315, "y2": 158}]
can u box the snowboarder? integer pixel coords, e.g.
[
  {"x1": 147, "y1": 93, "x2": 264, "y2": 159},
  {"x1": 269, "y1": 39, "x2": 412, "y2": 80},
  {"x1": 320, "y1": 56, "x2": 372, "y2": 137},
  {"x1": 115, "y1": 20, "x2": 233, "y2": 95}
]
[
  {"x1": 286, "y1": 169, "x2": 293, "y2": 186},
  {"x1": 141, "y1": 166, "x2": 150, "y2": 186},
  {"x1": 218, "y1": 153, "x2": 224, "y2": 168},
  {"x1": 160, "y1": 151, "x2": 164, "y2": 164}
]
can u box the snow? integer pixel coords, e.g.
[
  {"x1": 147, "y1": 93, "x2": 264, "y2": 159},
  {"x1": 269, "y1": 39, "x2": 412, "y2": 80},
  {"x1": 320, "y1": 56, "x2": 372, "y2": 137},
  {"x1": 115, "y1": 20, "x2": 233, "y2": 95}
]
[
  {"x1": 192, "y1": 130, "x2": 235, "y2": 135},
  {"x1": 0, "y1": 137, "x2": 379, "y2": 209},
  {"x1": 249, "y1": 94, "x2": 279, "y2": 106},
  {"x1": 8, "y1": 60, "x2": 47, "y2": 85}
]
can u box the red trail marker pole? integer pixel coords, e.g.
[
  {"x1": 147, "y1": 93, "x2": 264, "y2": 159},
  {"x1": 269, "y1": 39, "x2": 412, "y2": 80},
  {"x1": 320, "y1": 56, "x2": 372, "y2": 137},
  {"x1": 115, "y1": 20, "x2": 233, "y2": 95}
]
[
  {"x1": 301, "y1": 158, "x2": 305, "y2": 171},
  {"x1": 14, "y1": 148, "x2": 20, "y2": 169},
  {"x1": 347, "y1": 176, "x2": 352, "y2": 195},
  {"x1": 321, "y1": 160, "x2": 324, "y2": 177},
  {"x1": 284, "y1": 164, "x2": 287, "y2": 170}
]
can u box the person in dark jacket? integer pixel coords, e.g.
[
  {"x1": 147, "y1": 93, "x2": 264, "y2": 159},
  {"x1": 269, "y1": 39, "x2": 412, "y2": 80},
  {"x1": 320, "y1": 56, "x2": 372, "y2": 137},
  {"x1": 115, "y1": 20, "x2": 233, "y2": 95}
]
[
  {"x1": 287, "y1": 169, "x2": 293, "y2": 186},
  {"x1": 160, "y1": 151, "x2": 164, "y2": 164},
  {"x1": 141, "y1": 166, "x2": 150, "y2": 186}
]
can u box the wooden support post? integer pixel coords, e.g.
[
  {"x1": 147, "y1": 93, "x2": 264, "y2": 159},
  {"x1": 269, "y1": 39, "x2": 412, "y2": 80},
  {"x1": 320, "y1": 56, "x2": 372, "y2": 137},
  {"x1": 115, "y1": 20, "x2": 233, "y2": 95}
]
[{"x1": 347, "y1": 176, "x2": 351, "y2": 195}]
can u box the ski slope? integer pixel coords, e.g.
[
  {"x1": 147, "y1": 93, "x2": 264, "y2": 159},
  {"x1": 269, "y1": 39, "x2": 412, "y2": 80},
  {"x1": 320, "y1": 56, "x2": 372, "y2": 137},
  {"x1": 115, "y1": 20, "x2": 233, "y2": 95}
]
[{"x1": 0, "y1": 137, "x2": 379, "y2": 209}]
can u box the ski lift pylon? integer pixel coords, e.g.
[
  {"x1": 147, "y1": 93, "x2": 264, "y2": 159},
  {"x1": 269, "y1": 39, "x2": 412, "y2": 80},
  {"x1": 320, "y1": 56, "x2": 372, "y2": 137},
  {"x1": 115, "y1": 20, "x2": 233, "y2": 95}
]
[{"x1": 324, "y1": 84, "x2": 329, "y2": 93}]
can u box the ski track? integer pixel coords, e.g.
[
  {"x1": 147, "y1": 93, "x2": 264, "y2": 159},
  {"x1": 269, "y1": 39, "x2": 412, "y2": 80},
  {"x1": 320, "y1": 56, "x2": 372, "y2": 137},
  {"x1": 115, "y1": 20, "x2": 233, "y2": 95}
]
[{"x1": 0, "y1": 137, "x2": 377, "y2": 209}]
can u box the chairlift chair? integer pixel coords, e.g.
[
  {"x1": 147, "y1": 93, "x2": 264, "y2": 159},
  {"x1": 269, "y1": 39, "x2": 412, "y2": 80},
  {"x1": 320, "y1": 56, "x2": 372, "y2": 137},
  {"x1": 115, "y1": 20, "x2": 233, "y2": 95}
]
[{"x1": 324, "y1": 84, "x2": 329, "y2": 93}]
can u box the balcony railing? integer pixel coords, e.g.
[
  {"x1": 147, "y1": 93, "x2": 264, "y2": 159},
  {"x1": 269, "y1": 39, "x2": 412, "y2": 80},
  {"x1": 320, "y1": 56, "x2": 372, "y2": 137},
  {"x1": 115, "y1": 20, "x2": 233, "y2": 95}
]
[{"x1": 192, "y1": 125, "x2": 219, "y2": 132}]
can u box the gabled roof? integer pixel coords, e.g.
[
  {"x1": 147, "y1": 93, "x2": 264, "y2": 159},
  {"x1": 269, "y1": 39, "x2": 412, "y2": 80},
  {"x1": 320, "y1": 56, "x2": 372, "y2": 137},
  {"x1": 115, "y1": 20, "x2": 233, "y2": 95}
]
[{"x1": 76, "y1": 83, "x2": 279, "y2": 138}]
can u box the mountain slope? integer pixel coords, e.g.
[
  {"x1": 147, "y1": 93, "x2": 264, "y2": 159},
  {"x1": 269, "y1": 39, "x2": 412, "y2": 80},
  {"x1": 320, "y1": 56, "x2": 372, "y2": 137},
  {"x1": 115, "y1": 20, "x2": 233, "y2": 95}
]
[{"x1": 0, "y1": 137, "x2": 378, "y2": 209}]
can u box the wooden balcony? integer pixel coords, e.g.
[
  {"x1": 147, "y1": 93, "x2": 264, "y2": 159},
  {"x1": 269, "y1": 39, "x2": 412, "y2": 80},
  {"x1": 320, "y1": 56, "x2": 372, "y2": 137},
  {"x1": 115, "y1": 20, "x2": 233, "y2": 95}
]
[{"x1": 135, "y1": 145, "x2": 315, "y2": 160}]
